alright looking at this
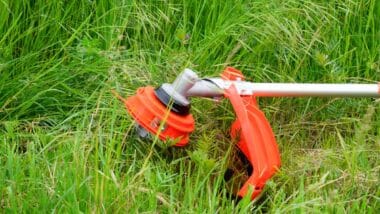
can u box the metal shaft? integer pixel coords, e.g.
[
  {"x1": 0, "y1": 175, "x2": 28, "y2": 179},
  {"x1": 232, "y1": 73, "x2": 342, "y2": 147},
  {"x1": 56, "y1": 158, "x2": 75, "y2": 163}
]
[{"x1": 186, "y1": 78, "x2": 380, "y2": 98}]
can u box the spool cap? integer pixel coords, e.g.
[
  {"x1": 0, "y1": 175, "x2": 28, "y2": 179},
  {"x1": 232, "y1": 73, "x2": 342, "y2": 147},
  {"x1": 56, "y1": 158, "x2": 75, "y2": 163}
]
[{"x1": 125, "y1": 86, "x2": 195, "y2": 146}]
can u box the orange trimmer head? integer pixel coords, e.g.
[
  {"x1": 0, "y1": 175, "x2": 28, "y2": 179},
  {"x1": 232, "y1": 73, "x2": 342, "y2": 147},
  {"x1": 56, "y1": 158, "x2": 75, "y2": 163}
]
[
  {"x1": 123, "y1": 67, "x2": 379, "y2": 201},
  {"x1": 125, "y1": 86, "x2": 194, "y2": 146}
]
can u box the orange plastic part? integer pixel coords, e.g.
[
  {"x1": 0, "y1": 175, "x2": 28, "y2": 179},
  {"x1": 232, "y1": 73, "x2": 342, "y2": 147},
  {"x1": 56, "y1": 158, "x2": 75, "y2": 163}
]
[
  {"x1": 124, "y1": 86, "x2": 195, "y2": 146},
  {"x1": 221, "y1": 66, "x2": 245, "y2": 81},
  {"x1": 223, "y1": 67, "x2": 281, "y2": 200}
]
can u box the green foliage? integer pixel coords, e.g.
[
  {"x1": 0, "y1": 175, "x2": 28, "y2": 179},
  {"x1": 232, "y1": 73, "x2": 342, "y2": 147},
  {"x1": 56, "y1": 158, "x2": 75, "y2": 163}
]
[{"x1": 0, "y1": 0, "x2": 379, "y2": 212}]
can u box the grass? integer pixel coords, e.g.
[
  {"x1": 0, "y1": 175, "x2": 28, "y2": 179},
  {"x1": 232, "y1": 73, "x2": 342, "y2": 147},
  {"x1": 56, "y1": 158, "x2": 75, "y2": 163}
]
[{"x1": 0, "y1": 0, "x2": 379, "y2": 212}]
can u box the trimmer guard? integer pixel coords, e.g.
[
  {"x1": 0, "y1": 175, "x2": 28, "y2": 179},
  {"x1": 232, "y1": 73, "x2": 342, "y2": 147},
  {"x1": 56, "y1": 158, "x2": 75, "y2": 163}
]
[{"x1": 222, "y1": 67, "x2": 281, "y2": 200}]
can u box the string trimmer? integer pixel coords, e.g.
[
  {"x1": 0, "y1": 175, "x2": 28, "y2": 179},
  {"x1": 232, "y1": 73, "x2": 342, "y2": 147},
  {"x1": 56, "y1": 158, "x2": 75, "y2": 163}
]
[{"x1": 123, "y1": 67, "x2": 379, "y2": 200}]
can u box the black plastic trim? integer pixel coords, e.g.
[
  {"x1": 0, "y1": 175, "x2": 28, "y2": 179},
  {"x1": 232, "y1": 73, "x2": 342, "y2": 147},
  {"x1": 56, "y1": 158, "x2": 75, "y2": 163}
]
[{"x1": 154, "y1": 86, "x2": 190, "y2": 115}]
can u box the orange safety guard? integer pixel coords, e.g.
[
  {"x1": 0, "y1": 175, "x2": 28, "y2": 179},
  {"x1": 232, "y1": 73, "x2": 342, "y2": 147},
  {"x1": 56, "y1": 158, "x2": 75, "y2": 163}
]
[
  {"x1": 222, "y1": 67, "x2": 281, "y2": 200},
  {"x1": 124, "y1": 86, "x2": 195, "y2": 146}
]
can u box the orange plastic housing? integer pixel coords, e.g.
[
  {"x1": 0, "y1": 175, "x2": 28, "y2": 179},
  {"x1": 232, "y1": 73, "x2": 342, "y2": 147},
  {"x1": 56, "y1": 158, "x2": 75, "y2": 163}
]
[
  {"x1": 124, "y1": 86, "x2": 195, "y2": 146},
  {"x1": 222, "y1": 67, "x2": 281, "y2": 200}
]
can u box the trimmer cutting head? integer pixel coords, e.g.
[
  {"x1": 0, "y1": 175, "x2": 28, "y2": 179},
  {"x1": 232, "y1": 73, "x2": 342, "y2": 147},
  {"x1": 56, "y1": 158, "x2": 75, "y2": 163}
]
[
  {"x1": 124, "y1": 86, "x2": 195, "y2": 146},
  {"x1": 124, "y1": 69, "x2": 198, "y2": 146}
]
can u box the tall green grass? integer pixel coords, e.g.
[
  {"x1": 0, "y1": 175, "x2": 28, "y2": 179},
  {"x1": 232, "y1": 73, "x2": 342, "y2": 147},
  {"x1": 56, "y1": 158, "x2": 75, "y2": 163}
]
[{"x1": 0, "y1": 0, "x2": 379, "y2": 212}]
